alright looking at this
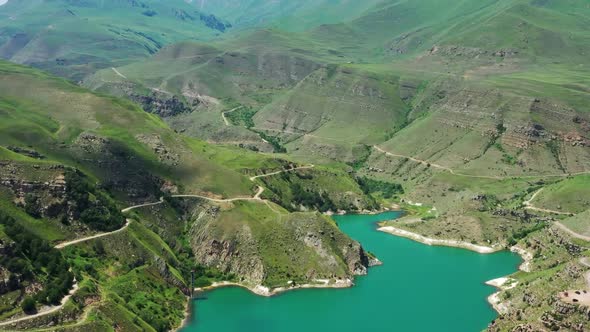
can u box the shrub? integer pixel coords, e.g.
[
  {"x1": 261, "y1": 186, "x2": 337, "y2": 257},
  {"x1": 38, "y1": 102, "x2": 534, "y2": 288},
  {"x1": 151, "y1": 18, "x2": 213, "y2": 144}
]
[
  {"x1": 194, "y1": 276, "x2": 212, "y2": 288},
  {"x1": 21, "y1": 296, "x2": 36, "y2": 313},
  {"x1": 24, "y1": 194, "x2": 41, "y2": 218},
  {"x1": 0, "y1": 212, "x2": 73, "y2": 305},
  {"x1": 357, "y1": 177, "x2": 404, "y2": 199},
  {"x1": 66, "y1": 170, "x2": 124, "y2": 231}
]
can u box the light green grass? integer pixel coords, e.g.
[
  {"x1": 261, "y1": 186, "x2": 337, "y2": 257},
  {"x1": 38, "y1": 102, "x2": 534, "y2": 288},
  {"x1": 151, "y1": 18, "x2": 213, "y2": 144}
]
[
  {"x1": 0, "y1": 0, "x2": 230, "y2": 79},
  {"x1": 532, "y1": 175, "x2": 590, "y2": 214}
]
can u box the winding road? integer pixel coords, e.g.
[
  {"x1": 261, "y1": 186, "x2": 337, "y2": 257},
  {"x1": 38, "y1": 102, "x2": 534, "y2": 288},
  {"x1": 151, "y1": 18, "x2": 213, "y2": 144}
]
[
  {"x1": 54, "y1": 219, "x2": 132, "y2": 249},
  {"x1": 0, "y1": 284, "x2": 80, "y2": 329},
  {"x1": 521, "y1": 189, "x2": 590, "y2": 241},
  {"x1": 172, "y1": 165, "x2": 314, "y2": 203},
  {"x1": 524, "y1": 189, "x2": 574, "y2": 216},
  {"x1": 221, "y1": 106, "x2": 243, "y2": 126},
  {"x1": 249, "y1": 165, "x2": 315, "y2": 181},
  {"x1": 121, "y1": 197, "x2": 165, "y2": 213},
  {"x1": 0, "y1": 164, "x2": 314, "y2": 328},
  {"x1": 111, "y1": 67, "x2": 127, "y2": 79},
  {"x1": 375, "y1": 146, "x2": 590, "y2": 243},
  {"x1": 554, "y1": 222, "x2": 590, "y2": 242},
  {"x1": 373, "y1": 146, "x2": 590, "y2": 180}
]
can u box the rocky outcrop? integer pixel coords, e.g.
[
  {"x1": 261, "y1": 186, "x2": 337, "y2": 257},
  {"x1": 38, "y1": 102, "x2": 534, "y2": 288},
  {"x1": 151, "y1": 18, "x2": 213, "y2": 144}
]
[
  {"x1": 131, "y1": 93, "x2": 195, "y2": 118},
  {"x1": 189, "y1": 206, "x2": 266, "y2": 285},
  {"x1": 340, "y1": 241, "x2": 369, "y2": 276},
  {"x1": 428, "y1": 45, "x2": 519, "y2": 58},
  {"x1": 187, "y1": 204, "x2": 370, "y2": 288},
  {"x1": 6, "y1": 146, "x2": 45, "y2": 159},
  {"x1": 154, "y1": 256, "x2": 188, "y2": 294},
  {"x1": 0, "y1": 162, "x2": 68, "y2": 220},
  {"x1": 198, "y1": 13, "x2": 232, "y2": 32},
  {"x1": 135, "y1": 134, "x2": 180, "y2": 166}
]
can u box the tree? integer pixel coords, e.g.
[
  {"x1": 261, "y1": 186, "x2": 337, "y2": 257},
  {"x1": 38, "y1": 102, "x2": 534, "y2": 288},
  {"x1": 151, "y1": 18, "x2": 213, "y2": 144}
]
[
  {"x1": 93, "y1": 240, "x2": 106, "y2": 256},
  {"x1": 7, "y1": 274, "x2": 19, "y2": 291},
  {"x1": 46, "y1": 288, "x2": 62, "y2": 305},
  {"x1": 21, "y1": 296, "x2": 36, "y2": 314},
  {"x1": 24, "y1": 194, "x2": 42, "y2": 218}
]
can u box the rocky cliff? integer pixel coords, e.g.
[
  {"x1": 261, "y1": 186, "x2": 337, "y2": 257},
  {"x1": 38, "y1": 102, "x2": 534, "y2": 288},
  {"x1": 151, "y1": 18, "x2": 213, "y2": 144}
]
[{"x1": 187, "y1": 202, "x2": 370, "y2": 288}]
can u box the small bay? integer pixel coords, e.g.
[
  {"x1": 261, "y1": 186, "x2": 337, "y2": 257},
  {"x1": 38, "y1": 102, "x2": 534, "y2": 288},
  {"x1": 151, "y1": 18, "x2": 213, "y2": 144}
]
[{"x1": 183, "y1": 211, "x2": 521, "y2": 332}]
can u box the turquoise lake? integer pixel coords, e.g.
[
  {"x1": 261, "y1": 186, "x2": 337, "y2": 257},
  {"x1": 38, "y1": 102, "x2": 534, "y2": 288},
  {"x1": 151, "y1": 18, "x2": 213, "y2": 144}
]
[{"x1": 183, "y1": 211, "x2": 521, "y2": 332}]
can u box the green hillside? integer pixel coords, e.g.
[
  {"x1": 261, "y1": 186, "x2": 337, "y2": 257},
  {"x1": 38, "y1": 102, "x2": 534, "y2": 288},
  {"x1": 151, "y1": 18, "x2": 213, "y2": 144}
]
[
  {"x1": 191, "y1": 0, "x2": 384, "y2": 31},
  {"x1": 0, "y1": 60, "x2": 376, "y2": 330},
  {"x1": 0, "y1": 0, "x2": 232, "y2": 80},
  {"x1": 305, "y1": 0, "x2": 590, "y2": 62},
  {"x1": 1, "y1": 0, "x2": 590, "y2": 331}
]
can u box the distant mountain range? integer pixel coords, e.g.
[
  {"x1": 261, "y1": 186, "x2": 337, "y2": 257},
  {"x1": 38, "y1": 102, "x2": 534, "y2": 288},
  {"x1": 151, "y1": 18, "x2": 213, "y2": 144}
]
[{"x1": 0, "y1": 1, "x2": 589, "y2": 331}]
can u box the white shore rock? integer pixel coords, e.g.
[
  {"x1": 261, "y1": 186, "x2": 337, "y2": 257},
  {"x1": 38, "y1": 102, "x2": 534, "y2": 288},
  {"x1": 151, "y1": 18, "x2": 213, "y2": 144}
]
[
  {"x1": 510, "y1": 246, "x2": 533, "y2": 272},
  {"x1": 378, "y1": 226, "x2": 499, "y2": 254},
  {"x1": 194, "y1": 278, "x2": 354, "y2": 297},
  {"x1": 486, "y1": 277, "x2": 518, "y2": 315}
]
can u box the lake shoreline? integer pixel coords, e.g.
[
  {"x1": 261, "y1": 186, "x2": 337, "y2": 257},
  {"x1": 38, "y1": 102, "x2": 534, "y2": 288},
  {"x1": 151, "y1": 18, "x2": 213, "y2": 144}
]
[
  {"x1": 194, "y1": 278, "x2": 354, "y2": 297},
  {"x1": 376, "y1": 224, "x2": 532, "y2": 270},
  {"x1": 174, "y1": 279, "x2": 355, "y2": 331},
  {"x1": 376, "y1": 224, "x2": 532, "y2": 316},
  {"x1": 181, "y1": 211, "x2": 523, "y2": 330},
  {"x1": 377, "y1": 225, "x2": 501, "y2": 253},
  {"x1": 485, "y1": 277, "x2": 519, "y2": 315},
  {"x1": 173, "y1": 298, "x2": 192, "y2": 332}
]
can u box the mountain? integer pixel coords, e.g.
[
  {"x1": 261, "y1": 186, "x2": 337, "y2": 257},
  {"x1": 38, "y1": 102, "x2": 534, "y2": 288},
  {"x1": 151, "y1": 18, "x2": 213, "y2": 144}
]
[
  {"x1": 80, "y1": 2, "x2": 590, "y2": 329},
  {"x1": 84, "y1": 0, "x2": 590, "y2": 162},
  {"x1": 1, "y1": 0, "x2": 590, "y2": 331},
  {"x1": 0, "y1": 60, "x2": 375, "y2": 330},
  {"x1": 191, "y1": 0, "x2": 384, "y2": 31},
  {"x1": 0, "y1": 0, "x2": 232, "y2": 80}
]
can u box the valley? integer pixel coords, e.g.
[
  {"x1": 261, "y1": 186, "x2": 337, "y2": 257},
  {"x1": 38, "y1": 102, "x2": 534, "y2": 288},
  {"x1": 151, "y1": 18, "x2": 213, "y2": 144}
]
[
  {"x1": 184, "y1": 212, "x2": 521, "y2": 332},
  {"x1": 0, "y1": 0, "x2": 589, "y2": 331}
]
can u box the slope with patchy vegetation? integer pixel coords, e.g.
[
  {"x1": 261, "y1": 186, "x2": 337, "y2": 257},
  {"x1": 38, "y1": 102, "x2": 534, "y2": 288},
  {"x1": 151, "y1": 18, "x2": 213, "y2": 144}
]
[
  {"x1": 0, "y1": 61, "x2": 375, "y2": 331},
  {"x1": 0, "y1": 0, "x2": 232, "y2": 80}
]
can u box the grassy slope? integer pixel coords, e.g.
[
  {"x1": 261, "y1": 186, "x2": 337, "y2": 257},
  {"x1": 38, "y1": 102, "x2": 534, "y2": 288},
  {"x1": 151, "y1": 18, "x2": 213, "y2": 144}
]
[
  {"x1": 80, "y1": 0, "x2": 590, "y2": 254},
  {"x1": 532, "y1": 175, "x2": 590, "y2": 214},
  {"x1": 257, "y1": 165, "x2": 374, "y2": 212},
  {"x1": 81, "y1": 0, "x2": 590, "y2": 239},
  {"x1": 252, "y1": 66, "x2": 408, "y2": 162},
  {"x1": 193, "y1": 0, "x2": 384, "y2": 31},
  {"x1": 0, "y1": 0, "x2": 229, "y2": 80},
  {"x1": 0, "y1": 59, "x2": 247, "y2": 329},
  {"x1": 0, "y1": 60, "x2": 259, "y2": 199},
  {"x1": 560, "y1": 211, "x2": 590, "y2": 237},
  {"x1": 189, "y1": 199, "x2": 365, "y2": 288},
  {"x1": 3, "y1": 1, "x2": 590, "y2": 330},
  {"x1": 84, "y1": 0, "x2": 590, "y2": 168},
  {"x1": 0, "y1": 60, "x2": 376, "y2": 330}
]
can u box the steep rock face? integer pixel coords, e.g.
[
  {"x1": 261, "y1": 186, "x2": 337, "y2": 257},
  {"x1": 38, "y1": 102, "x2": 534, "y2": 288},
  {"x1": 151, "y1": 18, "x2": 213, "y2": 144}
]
[
  {"x1": 131, "y1": 93, "x2": 195, "y2": 118},
  {"x1": 0, "y1": 162, "x2": 68, "y2": 219},
  {"x1": 189, "y1": 206, "x2": 266, "y2": 285},
  {"x1": 188, "y1": 203, "x2": 370, "y2": 288},
  {"x1": 340, "y1": 240, "x2": 369, "y2": 276}
]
